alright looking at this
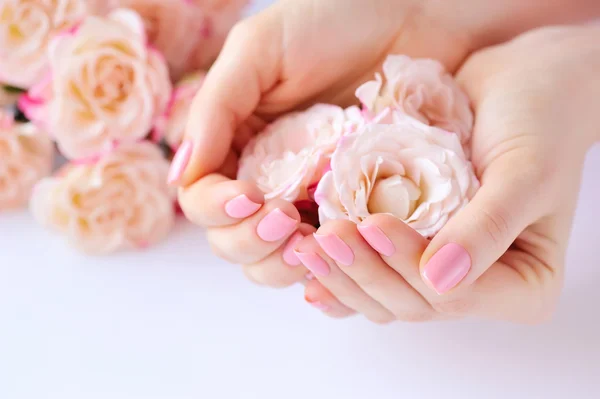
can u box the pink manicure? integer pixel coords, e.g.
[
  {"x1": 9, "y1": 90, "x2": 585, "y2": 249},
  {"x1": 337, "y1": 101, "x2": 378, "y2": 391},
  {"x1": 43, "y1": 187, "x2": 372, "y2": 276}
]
[
  {"x1": 314, "y1": 234, "x2": 354, "y2": 266},
  {"x1": 225, "y1": 194, "x2": 262, "y2": 218},
  {"x1": 308, "y1": 301, "x2": 330, "y2": 311},
  {"x1": 167, "y1": 140, "x2": 193, "y2": 184},
  {"x1": 357, "y1": 224, "x2": 395, "y2": 256},
  {"x1": 294, "y1": 251, "x2": 330, "y2": 277},
  {"x1": 422, "y1": 243, "x2": 471, "y2": 295},
  {"x1": 256, "y1": 208, "x2": 297, "y2": 242},
  {"x1": 282, "y1": 232, "x2": 304, "y2": 266}
]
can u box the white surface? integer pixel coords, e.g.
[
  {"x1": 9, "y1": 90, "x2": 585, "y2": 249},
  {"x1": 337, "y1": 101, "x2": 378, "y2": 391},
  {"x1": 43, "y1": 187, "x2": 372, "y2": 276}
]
[{"x1": 2, "y1": 1, "x2": 600, "y2": 398}]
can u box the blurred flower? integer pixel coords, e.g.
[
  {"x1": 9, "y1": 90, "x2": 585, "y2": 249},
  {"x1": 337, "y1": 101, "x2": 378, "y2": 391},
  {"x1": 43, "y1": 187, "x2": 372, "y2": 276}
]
[
  {"x1": 316, "y1": 116, "x2": 480, "y2": 238},
  {"x1": 0, "y1": 0, "x2": 107, "y2": 89},
  {"x1": 19, "y1": 9, "x2": 172, "y2": 160},
  {"x1": 356, "y1": 55, "x2": 474, "y2": 148},
  {"x1": 238, "y1": 104, "x2": 365, "y2": 202},
  {"x1": 0, "y1": 110, "x2": 54, "y2": 210},
  {"x1": 31, "y1": 141, "x2": 176, "y2": 254},
  {"x1": 154, "y1": 71, "x2": 206, "y2": 149}
]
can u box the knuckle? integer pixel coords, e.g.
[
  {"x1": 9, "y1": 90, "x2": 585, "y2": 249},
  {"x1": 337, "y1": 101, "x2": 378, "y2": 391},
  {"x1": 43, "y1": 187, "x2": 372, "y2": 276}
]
[
  {"x1": 228, "y1": 18, "x2": 260, "y2": 47},
  {"x1": 477, "y1": 204, "x2": 512, "y2": 248}
]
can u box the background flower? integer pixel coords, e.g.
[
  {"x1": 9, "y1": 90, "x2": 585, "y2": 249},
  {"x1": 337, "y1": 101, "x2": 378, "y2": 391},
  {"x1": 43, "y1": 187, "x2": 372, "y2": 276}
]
[
  {"x1": 154, "y1": 71, "x2": 207, "y2": 149},
  {"x1": 356, "y1": 55, "x2": 474, "y2": 148},
  {"x1": 31, "y1": 141, "x2": 176, "y2": 254},
  {"x1": 0, "y1": 0, "x2": 104, "y2": 89},
  {"x1": 238, "y1": 104, "x2": 365, "y2": 202},
  {"x1": 316, "y1": 117, "x2": 480, "y2": 238},
  {"x1": 0, "y1": 110, "x2": 54, "y2": 210},
  {"x1": 20, "y1": 9, "x2": 172, "y2": 160}
]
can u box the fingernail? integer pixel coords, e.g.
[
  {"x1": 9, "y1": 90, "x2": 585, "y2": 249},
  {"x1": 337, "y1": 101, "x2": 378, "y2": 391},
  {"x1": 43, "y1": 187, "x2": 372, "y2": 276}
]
[
  {"x1": 294, "y1": 250, "x2": 330, "y2": 277},
  {"x1": 256, "y1": 208, "x2": 297, "y2": 242},
  {"x1": 282, "y1": 232, "x2": 304, "y2": 266},
  {"x1": 225, "y1": 194, "x2": 262, "y2": 218},
  {"x1": 304, "y1": 295, "x2": 330, "y2": 311},
  {"x1": 167, "y1": 140, "x2": 193, "y2": 184},
  {"x1": 314, "y1": 233, "x2": 354, "y2": 266},
  {"x1": 422, "y1": 243, "x2": 471, "y2": 295},
  {"x1": 357, "y1": 224, "x2": 395, "y2": 256}
]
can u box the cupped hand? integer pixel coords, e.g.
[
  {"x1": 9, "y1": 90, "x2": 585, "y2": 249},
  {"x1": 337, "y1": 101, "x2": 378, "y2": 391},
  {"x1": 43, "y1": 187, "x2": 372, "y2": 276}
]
[
  {"x1": 176, "y1": 0, "x2": 475, "y2": 287},
  {"x1": 302, "y1": 24, "x2": 600, "y2": 323}
]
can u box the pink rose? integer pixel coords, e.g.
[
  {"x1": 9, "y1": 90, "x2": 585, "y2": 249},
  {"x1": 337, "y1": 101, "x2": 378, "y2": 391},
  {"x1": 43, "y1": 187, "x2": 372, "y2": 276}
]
[
  {"x1": 316, "y1": 116, "x2": 480, "y2": 238},
  {"x1": 30, "y1": 141, "x2": 176, "y2": 254},
  {"x1": 154, "y1": 71, "x2": 207, "y2": 149},
  {"x1": 0, "y1": 0, "x2": 106, "y2": 89},
  {"x1": 107, "y1": 0, "x2": 205, "y2": 79},
  {"x1": 183, "y1": 0, "x2": 249, "y2": 71},
  {"x1": 356, "y1": 55, "x2": 474, "y2": 148},
  {"x1": 20, "y1": 9, "x2": 172, "y2": 161},
  {"x1": 238, "y1": 104, "x2": 365, "y2": 202},
  {"x1": 0, "y1": 110, "x2": 54, "y2": 210}
]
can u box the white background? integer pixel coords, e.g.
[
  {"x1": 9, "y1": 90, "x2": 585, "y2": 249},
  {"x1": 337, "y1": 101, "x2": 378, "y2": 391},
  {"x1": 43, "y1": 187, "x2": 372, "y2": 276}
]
[{"x1": 2, "y1": 1, "x2": 600, "y2": 398}]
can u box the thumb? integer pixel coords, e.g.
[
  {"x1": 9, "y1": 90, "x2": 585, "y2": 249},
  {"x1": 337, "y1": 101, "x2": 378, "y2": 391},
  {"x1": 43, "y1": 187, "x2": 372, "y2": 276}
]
[
  {"x1": 419, "y1": 162, "x2": 543, "y2": 295},
  {"x1": 169, "y1": 7, "x2": 282, "y2": 187}
]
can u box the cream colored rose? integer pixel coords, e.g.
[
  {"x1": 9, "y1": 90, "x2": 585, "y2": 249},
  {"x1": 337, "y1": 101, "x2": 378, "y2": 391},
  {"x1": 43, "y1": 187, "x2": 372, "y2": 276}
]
[
  {"x1": 316, "y1": 117, "x2": 480, "y2": 238},
  {"x1": 184, "y1": 0, "x2": 248, "y2": 71},
  {"x1": 108, "y1": 0, "x2": 205, "y2": 79},
  {"x1": 154, "y1": 71, "x2": 206, "y2": 149},
  {"x1": 0, "y1": 111, "x2": 54, "y2": 210},
  {"x1": 30, "y1": 141, "x2": 176, "y2": 254},
  {"x1": 356, "y1": 55, "x2": 474, "y2": 148},
  {"x1": 21, "y1": 9, "x2": 172, "y2": 160},
  {"x1": 238, "y1": 104, "x2": 365, "y2": 202},
  {"x1": 0, "y1": 0, "x2": 107, "y2": 89}
]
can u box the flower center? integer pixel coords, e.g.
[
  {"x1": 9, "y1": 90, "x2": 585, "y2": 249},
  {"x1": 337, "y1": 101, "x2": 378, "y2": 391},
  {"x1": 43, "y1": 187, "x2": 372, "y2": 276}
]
[{"x1": 368, "y1": 175, "x2": 421, "y2": 220}]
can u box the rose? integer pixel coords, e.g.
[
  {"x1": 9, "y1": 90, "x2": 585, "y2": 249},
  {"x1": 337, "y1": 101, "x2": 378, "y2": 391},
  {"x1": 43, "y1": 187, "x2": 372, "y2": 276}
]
[
  {"x1": 153, "y1": 71, "x2": 207, "y2": 149},
  {"x1": 0, "y1": 110, "x2": 54, "y2": 210},
  {"x1": 30, "y1": 141, "x2": 176, "y2": 254},
  {"x1": 183, "y1": 0, "x2": 248, "y2": 71},
  {"x1": 19, "y1": 9, "x2": 172, "y2": 160},
  {"x1": 356, "y1": 55, "x2": 474, "y2": 148},
  {"x1": 107, "y1": 0, "x2": 205, "y2": 79},
  {"x1": 237, "y1": 104, "x2": 365, "y2": 203},
  {"x1": 0, "y1": 0, "x2": 107, "y2": 89},
  {"x1": 315, "y1": 116, "x2": 480, "y2": 238}
]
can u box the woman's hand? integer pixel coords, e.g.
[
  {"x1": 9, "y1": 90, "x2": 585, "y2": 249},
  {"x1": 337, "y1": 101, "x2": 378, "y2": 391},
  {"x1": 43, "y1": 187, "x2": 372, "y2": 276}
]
[
  {"x1": 301, "y1": 24, "x2": 600, "y2": 323},
  {"x1": 175, "y1": 0, "x2": 600, "y2": 293}
]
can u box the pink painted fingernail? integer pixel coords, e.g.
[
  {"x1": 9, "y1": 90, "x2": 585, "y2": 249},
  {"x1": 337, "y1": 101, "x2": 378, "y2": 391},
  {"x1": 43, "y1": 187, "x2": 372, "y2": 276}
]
[
  {"x1": 167, "y1": 140, "x2": 193, "y2": 184},
  {"x1": 422, "y1": 243, "x2": 471, "y2": 295},
  {"x1": 225, "y1": 194, "x2": 262, "y2": 218},
  {"x1": 256, "y1": 208, "x2": 297, "y2": 242},
  {"x1": 357, "y1": 224, "x2": 395, "y2": 256},
  {"x1": 314, "y1": 233, "x2": 354, "y2": 266},
  {"x1": 282, "y1": 232, "x2": 304, "y2": 266},
  {"x1": 294, "y1": 250, "x2": 330, "y2": 277},
  {"x1": 305, "y1": 295, "x2": 330, "y2": 311}
]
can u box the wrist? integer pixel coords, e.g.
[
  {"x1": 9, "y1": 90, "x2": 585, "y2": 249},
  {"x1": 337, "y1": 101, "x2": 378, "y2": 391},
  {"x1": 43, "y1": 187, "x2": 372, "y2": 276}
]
[{"x1": 427, "y1": 0, "x2": 600, "y2": 51}]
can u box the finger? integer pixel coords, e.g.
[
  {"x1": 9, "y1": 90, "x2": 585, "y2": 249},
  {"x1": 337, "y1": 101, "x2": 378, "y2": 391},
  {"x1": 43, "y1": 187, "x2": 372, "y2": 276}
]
[
  {"x1": 179, "y1": 174, "x2": 265, "y2": 228},
  {"x1": 242, "y1": 224, "x2": 316, "y2": 288},
  {"x1": 294, "y1": 235, "x2": 395, "y2": 324},
  {"x1": 304, "y1": 279, "x2": 356, "y2": 319},
  {"x1": 315, "y1": 220, "x2": 437, "y2": 322},
  {"x1": 419, "y1": 160, "x2": 545, "y2": 296},
  {"x1": 206, "y1": 199, "x2": 300, "y2": 265},
  {"x1": 172, "y1": 8, "x2": 283, "y2": 186}
]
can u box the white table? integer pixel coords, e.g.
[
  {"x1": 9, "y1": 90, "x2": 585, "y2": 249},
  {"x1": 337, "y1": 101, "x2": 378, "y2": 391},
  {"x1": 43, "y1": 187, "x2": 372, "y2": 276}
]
[{"x1": 2, "y1": 1, "x2": 600, "y2": 397}]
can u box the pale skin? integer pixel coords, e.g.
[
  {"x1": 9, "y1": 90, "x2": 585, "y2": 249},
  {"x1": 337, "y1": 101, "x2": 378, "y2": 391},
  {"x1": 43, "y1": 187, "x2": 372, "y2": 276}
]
[{"x1": 173, "y1": 0, "x2": 600, "y2": 323}]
